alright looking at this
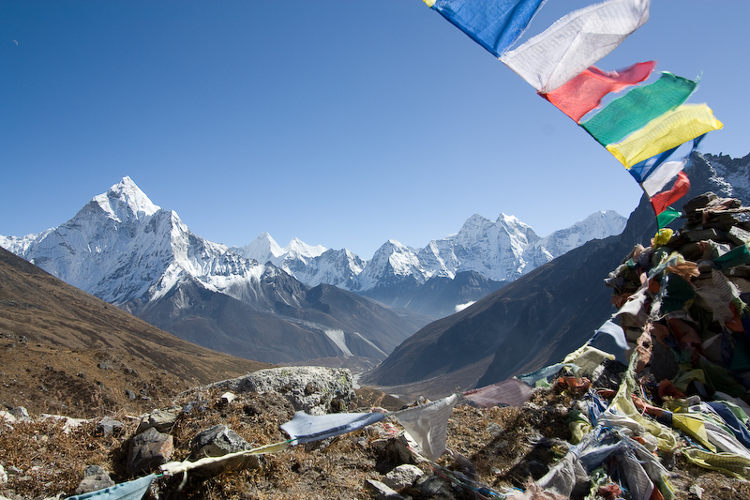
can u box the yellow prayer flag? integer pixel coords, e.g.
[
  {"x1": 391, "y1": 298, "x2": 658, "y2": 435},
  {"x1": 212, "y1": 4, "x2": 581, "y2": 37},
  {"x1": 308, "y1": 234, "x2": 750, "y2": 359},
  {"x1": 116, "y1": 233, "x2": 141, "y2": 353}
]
[{"x1": 606, "y1": 104, "x2": 723, "y2": 168}]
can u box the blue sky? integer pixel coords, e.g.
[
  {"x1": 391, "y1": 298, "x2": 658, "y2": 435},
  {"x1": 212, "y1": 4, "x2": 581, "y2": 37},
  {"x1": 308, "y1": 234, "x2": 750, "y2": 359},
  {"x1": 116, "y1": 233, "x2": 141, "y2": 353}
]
[{"x1": 1, "y1": 1, "x2": 748, "y2": 257}]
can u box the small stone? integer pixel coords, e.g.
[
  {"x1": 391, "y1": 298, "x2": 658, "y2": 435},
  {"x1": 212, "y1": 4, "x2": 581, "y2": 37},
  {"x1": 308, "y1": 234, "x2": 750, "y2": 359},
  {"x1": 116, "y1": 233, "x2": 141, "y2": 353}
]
[
  {"x1": 125, "y1": 389, "x2": 136, "y2": 400},
  {"x1": 96, "y1": 416, "x2": 124, "y2": 437},
  {"x1": 127, "y1": 427, "x2": 174, "y2": 475},
  {"x1": 220, "y1": 392, "x2": 236, "y2": 405},
  {"x1": 383, "y1": 464, "x2": 424, "y2": 491},
  {"x1": 75, "y1": 465, "x2": 114, "y2": 494},
  {"x1": 364, "y1": 479, "x2": 405, "y2": 499},
  {"x1": 689, "y1": 483, "x2": 704, "y2": 499},
  {"x1": 0, "y1": 411, "x2": 16, "y2": 424},
  {"x1": 9, "y1": 407, "x2": 30, "y2": 422},
  {"x1": 97, "y1": 360, "x2": 113, "y2": 370},
  {"x1": 0, "y1": 464, "x2": 6, "y2": 484},
  {"x1": 486, "y1": 422, "x2": 503, "y2": 436}
]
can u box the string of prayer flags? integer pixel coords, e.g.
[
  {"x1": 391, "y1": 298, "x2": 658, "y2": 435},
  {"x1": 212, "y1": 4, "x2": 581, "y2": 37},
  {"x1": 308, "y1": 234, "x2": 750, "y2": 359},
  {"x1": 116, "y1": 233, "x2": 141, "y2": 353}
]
[
  {"x1": 500, "y1": 0, "x2": 650, "y2": 92},
  {"x1": 423, "y1": 0, "x2": 546, "y2": 57},
  {"x1": 393, "y1": 394, "x2": 459, "y2": 460},
  {"x1": 280, "y1": 410, "x2": 385, "y2": 444},
  {"x1": 539, "y1": 61, "x2": 656, "y2": 122},
  {"x1": 583, "y1": 72, "x2": 698, "y2": 145},
  {"x1": 606, "y1": 103, "x2": 723, "y2": 168}
]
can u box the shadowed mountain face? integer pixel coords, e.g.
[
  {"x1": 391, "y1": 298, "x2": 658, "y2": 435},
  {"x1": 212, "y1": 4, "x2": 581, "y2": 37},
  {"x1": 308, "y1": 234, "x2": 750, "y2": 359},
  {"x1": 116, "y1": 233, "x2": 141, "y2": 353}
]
[
  {"x1": 0, "y1": 246, "x2": 271, "y2": 416},
  {"x1": 365, "y1": 152, "x2": 750, "y2": 390}
]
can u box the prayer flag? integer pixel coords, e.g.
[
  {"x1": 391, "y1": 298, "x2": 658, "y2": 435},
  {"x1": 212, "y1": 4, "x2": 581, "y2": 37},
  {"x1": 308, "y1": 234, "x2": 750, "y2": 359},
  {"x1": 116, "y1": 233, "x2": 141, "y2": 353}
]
[
  {"x1": 281, "y1": 411, "x2": 385, "y2": 444},
  {"x1": 656, "y1": 207, "x2": 681, "y2": 228},
  {"x1": 591, "y1": 319, "x2": 630, "y2": 351},
  {"x1": 606, "y1": 104, "x2": 723, "y2": 168},
  {"x1": 583, "y1": 72, "x2": 698, "y2": 145},
  {"x1": 540, "y1": 61, "x2": 655, "y2": 122},
  {"x1": 500, "y1": 0, "x2": 650, "y2": 92},
  {"x1": 394, "y1": 394, "x2": 458, "y2": 460},
  {"x1": 641, "y1": 160, "x2": 686, "y2": 197},
  {"x1": 649, "y1": 171, "x2": 690, "y2": 215},
  {"x1": 424, "y1": 0, "x2": 546, "y2": 57},
  {"x1": 66, "y1": 474, "x2": 156, "y2": 500}
]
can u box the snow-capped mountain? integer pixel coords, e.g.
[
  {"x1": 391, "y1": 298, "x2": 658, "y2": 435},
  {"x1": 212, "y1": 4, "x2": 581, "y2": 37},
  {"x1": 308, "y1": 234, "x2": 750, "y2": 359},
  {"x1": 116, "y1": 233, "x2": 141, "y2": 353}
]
[
  {"x1": 0, "y1": 177, "x2": 422, "y2": 364},
  {"x1": 1, "y1": 177, "x2": 265, "y2": 307},
  {"x1": 238, "y1": 210, "x2": 626, "y2": 295}
]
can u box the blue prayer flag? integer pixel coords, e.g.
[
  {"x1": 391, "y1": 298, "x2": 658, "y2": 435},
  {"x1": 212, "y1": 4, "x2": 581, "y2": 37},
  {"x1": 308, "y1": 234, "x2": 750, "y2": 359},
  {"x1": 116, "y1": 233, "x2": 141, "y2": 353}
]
[{"x1": 426, "y1": 0, "x2": 546, "y2": 57}]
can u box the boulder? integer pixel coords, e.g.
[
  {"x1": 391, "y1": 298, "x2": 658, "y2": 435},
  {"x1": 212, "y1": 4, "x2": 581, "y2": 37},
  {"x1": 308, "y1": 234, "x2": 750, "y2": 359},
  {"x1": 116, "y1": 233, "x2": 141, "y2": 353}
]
[
  {"x1": 189, "y1": 425, "x2": 259, "y2": 475},
  {"x1": 74, "y1": 465, "x2": 114, "y2": 494},
  {"x1": 127, "y1": 427, "x2": 174, "y2": 475},
  {"x1": 95, "y1": 416, "x2": 124, "y2": 437},
  {"x1": 211, "y1": 366, "x2": 356, "y2": 415},
  {"x1": 383, "y1": 464, "x2": 424, "y2": 491},
  {"x1": 364, "y1": 479, "x2": 405, "y2": 499},
  {"x1": 136, "y1": 407, "x2": 180, "y2": 434}
]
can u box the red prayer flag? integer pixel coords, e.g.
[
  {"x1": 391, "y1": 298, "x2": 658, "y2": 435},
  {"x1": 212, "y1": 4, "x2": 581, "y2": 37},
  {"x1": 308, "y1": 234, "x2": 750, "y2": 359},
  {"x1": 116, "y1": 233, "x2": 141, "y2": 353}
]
[
  {"x1": 539, "y1": 61, "x2": 656, "y2": 122},
  {"x1": 649, "y1": 171, "x2": 690, "y2": 215}
]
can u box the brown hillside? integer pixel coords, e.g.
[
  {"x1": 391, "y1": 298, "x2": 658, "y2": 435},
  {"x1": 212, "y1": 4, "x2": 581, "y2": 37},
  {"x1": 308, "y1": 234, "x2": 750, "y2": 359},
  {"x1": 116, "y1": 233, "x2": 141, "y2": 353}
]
[{"x1": 0, "y1": 247, "x2": 271, "y2": 417}]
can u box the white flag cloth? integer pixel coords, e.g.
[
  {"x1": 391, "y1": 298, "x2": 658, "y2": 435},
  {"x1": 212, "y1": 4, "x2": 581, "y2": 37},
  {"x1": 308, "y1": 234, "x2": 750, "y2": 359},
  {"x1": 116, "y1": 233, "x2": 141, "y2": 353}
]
[
  {"x1": 280, "y1": 410, "x2": 385, "y2": 444},
  {"x1": 393, "y1": 394, "x2": 459, "y2": 460},
  {"x1": 641, "y1": 160, "x2": 686, "y2": 197},
  {"x1": 500, "y1": 0, "x2": 650, "y2": 92}
]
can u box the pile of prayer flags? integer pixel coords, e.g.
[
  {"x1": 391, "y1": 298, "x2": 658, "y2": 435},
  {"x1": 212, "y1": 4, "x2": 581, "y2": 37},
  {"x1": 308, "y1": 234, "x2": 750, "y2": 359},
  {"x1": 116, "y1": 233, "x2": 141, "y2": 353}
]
[{"x1": 423, "y1": 0, "x2": 724, "y2": 227}]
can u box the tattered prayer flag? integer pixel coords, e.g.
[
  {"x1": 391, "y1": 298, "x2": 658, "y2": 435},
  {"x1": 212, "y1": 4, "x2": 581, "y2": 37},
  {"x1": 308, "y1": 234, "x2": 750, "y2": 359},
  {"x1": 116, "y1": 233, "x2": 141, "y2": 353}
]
[
  {"x1": 280, "y1": 411, "x2": 385, "y2": 444},
  {"x1": 500, "y1": 0, "x2": 650, "y2": 92},
  {"x1": 583, "y1": 72, "x2": 698, "y2": 145},
  {"x1": 591, "y1": 319, "x2": 630, "y2": 350},
  {"x1": 540, "y1": 61, "x2": 655, "y2": 122},
  {"x1": 606, "y1": 104, "x2": 723, "y2": 167},
  {"x1": 642, "y1": 160, "x2": 686, "y2": 197},
  {"x1": 424, "y1": 0, "x2": 546, "y2": 57},
  {"x1": 394, "y1": 394, "x2": 458, "y2": 460},
  {"x1": 67, "y1": 474, "x2": 156, "y2": 500},
  {"x1": 656, "y1": 207, "x2": 682, "y2": 228},
  {"x1": 650, "y1": 171, "x2": 690, "y2": 215},
  {"x1": 463, "y1": 379, "x2": 534, "y2": 407}
]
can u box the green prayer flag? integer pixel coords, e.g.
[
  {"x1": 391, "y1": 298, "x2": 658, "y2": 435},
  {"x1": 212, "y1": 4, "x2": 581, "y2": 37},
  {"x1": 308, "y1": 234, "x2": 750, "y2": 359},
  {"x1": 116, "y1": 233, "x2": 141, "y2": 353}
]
[
  {"x1": 582, "y1": 72, "x2": 697, "y2": 146},
  {"x1": 656, "y1": 206, "x2": 681, "y2": 228},
  {"x1": 715, "y1": 245, "x2": 750, "y2": 270}
]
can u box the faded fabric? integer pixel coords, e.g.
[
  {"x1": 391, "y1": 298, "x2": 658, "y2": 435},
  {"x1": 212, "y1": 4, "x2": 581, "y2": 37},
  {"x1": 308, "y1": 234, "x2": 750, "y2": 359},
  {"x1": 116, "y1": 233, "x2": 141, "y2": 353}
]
[
  {"x1": 426, "y1": 0, "x2": 546, "y2": 57},
  {"x1": 394, "y1": 394, "x2": 458, "y2": 460},
  {"x1": 281, "y1": 411, "x2": 385, "y2": 444},
  {"x1": 563, "y1": 345, "x2": 615, "y2": 376},
  {"x1": 536, "y1": 451, "x2": 589, "y2": 498},
  {"x1": 650, "y1": 171, "x2": 690, "y2": 215},
  {"x1": 463, "y1": 378, "x2": 534, "y2": 407},
  {"x1": 539, "y1": 61, "x2": 655, "y2": 122},
  {"x1": 605, "y1": 104, "x2": 723, "y2": 167},
  {"x1": 642, "y1": 160, "x2": 686, "y2": 197},
  {"x1": 591, "y1": 319, "x2": 630, "y2": 351},
  {"x1": 582, "y1": 72, "x2": 697, "y2": 145},
  {"x1": 500, "y1": 0, "x2": 650, "y2": 92},
  {"x1": 67, "y1": 474, "x2": 156, "y2": 500}
]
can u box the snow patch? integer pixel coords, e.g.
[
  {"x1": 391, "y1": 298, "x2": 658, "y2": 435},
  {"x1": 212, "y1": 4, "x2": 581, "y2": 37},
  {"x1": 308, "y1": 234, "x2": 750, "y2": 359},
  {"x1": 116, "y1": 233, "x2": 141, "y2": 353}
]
[
  {"x1": 455, "y1": 301, "x2": 476, "y2": 313},
  {"x1": 324, "y1": 329, "x2": 352, "y2": 357}
]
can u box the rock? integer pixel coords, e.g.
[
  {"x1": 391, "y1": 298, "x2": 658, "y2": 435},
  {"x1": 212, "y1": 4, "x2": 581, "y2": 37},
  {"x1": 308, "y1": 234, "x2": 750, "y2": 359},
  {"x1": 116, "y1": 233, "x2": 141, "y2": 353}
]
[
  {"x1": 9, "y1": 407, "x2": 30, "y2": 422},
  {"x1": 689, "y1": 483, "x2": 704, "y2": 499},
  {"x1": 97, "y1": 360, "x2": 113, "y2": 370},
  {"x1": 0, "y1": 411, "x2": 16, "y2": 424},
  {"x1": 413, "y1": 474, "x2": 454, "y2": 498},
  {"x1": 74, "y1": 465, "x2": 114, "y2": 494},
  {"x1": 125, "y1": 389, "x2": 136, "y2": 400},
  {"x1": 220, "y1": 392, "x2": 236, "y2": 405},
  {"x1": 486, "y1": 422, "x2": 503, "y2": 436},
  {"x1": 383, "y1": 464, "x2": 424, "y2": 491},
  {"x1": 136, "y1": 407, "x2": 180, "y2": 434},
  {"x1": 95, "y1": 416, "x2": 124, "y2": 437},
  {"x1": 728, "y1": 226, "x2": 750, "y2": 246},
  {"x1": 211, "y1": 366, "x2": 356, "y2": 415},
  {"x1": 0, "y1": 464, "x2": 6, "y2": 484},
  {"x1": 364, "y1": 479, "x2": 405, "y2": 499},
  {"x1": 127, "y1": 427, "x2": 174, "y2": 475},
  {"x1": 189, "y1": 425, "x2": 258, "y2": 475}
]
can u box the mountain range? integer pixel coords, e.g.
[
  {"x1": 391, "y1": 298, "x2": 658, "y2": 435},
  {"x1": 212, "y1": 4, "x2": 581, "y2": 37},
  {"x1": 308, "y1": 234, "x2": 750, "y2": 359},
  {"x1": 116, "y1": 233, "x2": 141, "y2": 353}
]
[
  {"x1": 0, "y1": 176, "x2": 625, "y2": 366},
  {"x1": 364, "y1": 151, "x2": 750, "y2": 396}
]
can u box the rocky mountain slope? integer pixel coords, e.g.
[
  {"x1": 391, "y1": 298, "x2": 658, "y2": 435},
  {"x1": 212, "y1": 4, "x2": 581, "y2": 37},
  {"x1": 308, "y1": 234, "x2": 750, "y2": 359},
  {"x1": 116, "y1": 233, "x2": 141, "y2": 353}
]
[
  {"x1": 0, "y1": 178, "x2": 423, "y2": 366},
  {"x1": 0, "y1": 246, "x2": 270, "y2": 417},
  {"x1": 366, "y1": 152, "x2": 750, "y2": 392}
]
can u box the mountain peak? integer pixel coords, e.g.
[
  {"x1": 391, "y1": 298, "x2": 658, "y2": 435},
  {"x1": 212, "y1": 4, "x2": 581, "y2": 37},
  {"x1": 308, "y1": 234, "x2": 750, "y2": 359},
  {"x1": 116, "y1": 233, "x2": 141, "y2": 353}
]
[
  {"x1": 285, "y1": 237, "x2": 326, "y2": 258},
  {"x1": 91, "y1": 176, "x2": 160, "y2": 222}
]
